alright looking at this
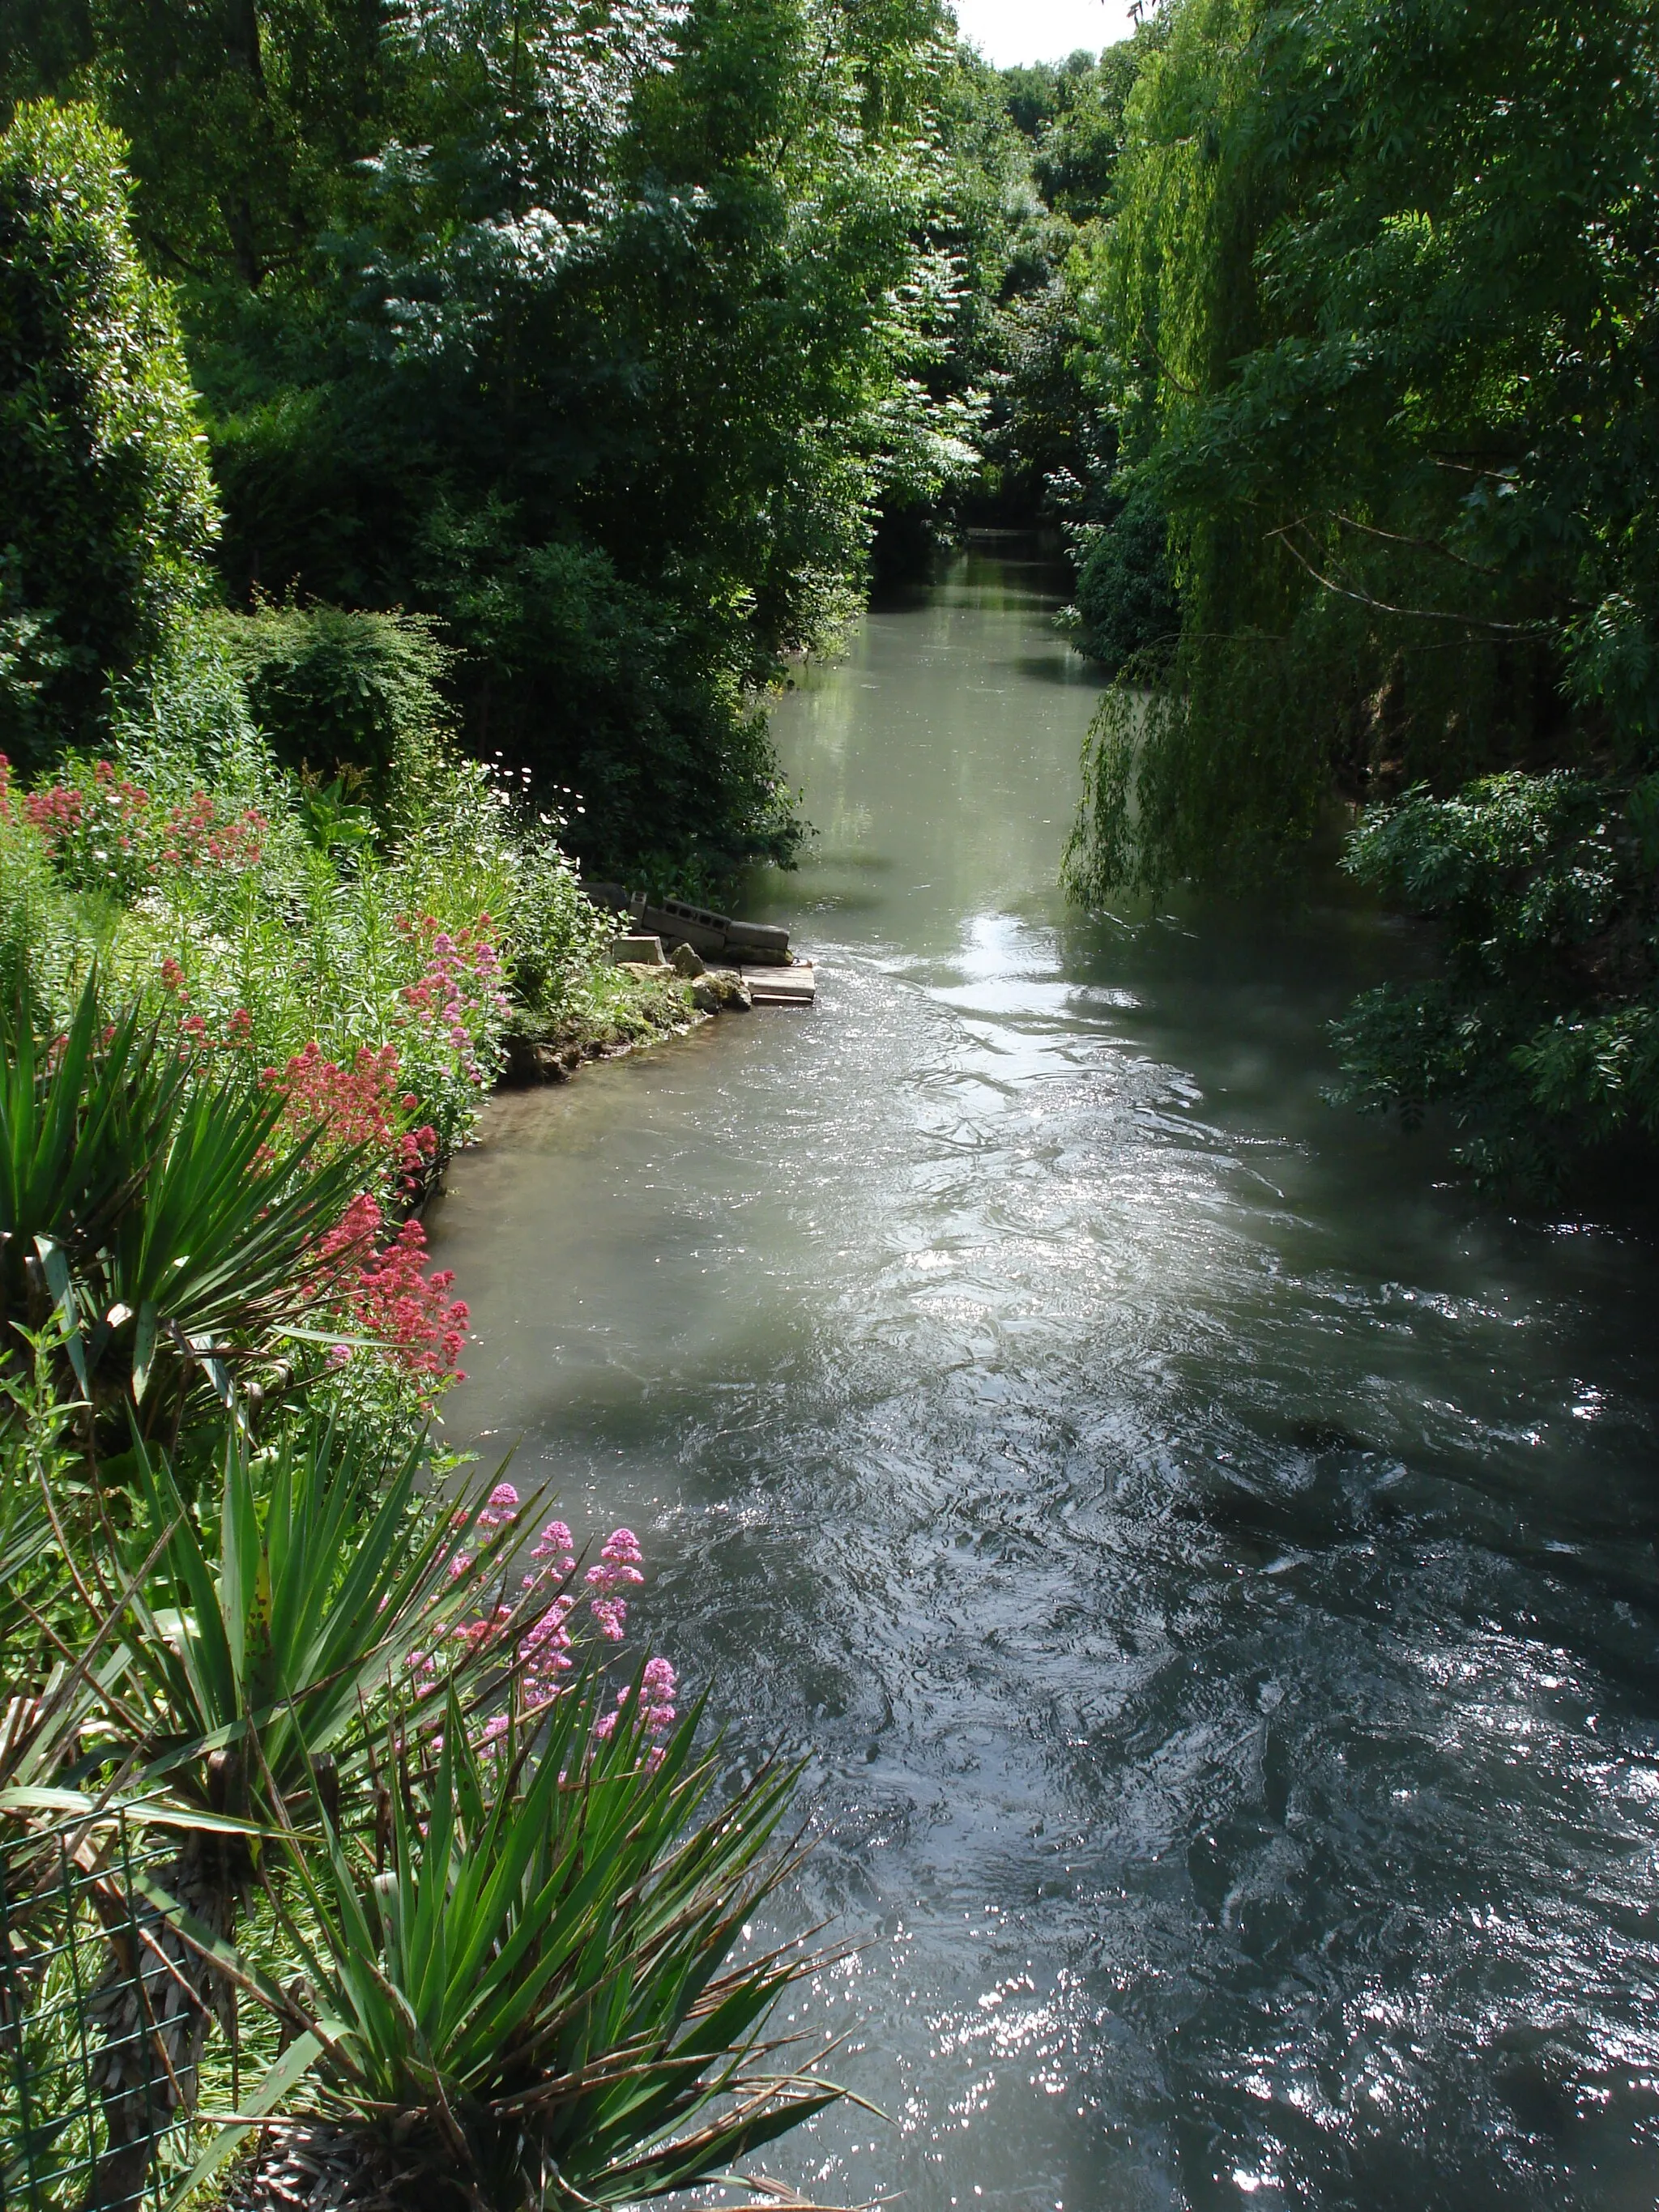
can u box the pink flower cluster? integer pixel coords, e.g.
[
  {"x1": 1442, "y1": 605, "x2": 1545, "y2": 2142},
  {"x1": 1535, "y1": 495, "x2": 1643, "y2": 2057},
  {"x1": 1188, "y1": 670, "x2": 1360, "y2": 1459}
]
[
  {"x1": 586, "y1": 1525, "x2": 646, "y2": 1642},
  {"x1": 11, "y1": 757, "x2": 266, "y2": 884},
  {"x1": 263, "y1": 1040, "x2": 437, "y2": 1191},
  {"x1": 594, "y1": 1657, "x2": 678, "y2": 1744},
  {"x1": 179, "y1": 1005, "x2": 256, "y2": 1053},
  {"x1": 309, "y1": 1191, "x2": 468, "y2": 1392},
  {"x1": 153, "y1": 968, "x2": 441, "y2": 1194},
  {"x1": 154, "y1": 961, "x2": 261, "y2": 1059},
  {"x1": 396, "y1": 914, "x2": 510, "y2": 1085},
  {"x1": 424, "y1": 1488, "x2": 677, "y2": 1761}
]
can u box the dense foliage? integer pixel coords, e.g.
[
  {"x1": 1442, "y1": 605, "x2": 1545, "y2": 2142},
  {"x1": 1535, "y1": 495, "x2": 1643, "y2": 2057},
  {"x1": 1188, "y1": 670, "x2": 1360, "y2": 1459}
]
[
  {"x1": 0, "y1": 109, "x2": 831, "y2": 2206},
  {"x1": 895, "y1": 41, "x2": 1140, "y2": 548},
  {"x1": 2, "y1": 1312, "x2": 833, "y2": 2210},
  {"x1": 1046, "y1": 0, "x2": 1659, "y2": 1186},
  {"x1": 3, "y1": 0, "x2": 983, "y2": 889},
  {"x1": 0, "y1": 101, "x2": 218, "y2": 768},
  {"x1": 212, "y1": 599, "x2": 455, "y2": 803},
  {"x1": 17, "y1": 0, "x2": 1651, "y2": 1181}
]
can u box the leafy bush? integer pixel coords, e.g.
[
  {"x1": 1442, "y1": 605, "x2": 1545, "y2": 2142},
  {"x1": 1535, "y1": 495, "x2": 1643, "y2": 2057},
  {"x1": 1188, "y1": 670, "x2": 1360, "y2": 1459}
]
[
  {"x1": 10, "y1": 692, "x2": 516, "y2": 1161},
  {"x1": 112, "y1": 1421, "x2": 507, "y2": 1828},
  {"x1": 212, "y1": 601, "x2": 454, "y2": 806},
  {"x1": 0, "y1": 974, "x2": 373, "y2": 1417},
  {"x1": 0, "y1": 1328, "x2": 117, "y2": 1825},
  {"x1": 1064, "y1": 480, "x2": 1179, "y2": 678},
  {"x1": 497, "y1": 820, "x2": 614, "y2": 1021},
  {"x1": 0, "y1": 101, "x2": 218, "y2": 767},
  {"x1": 1331, "y1": 771, "x2": 1659, "y2": 1185},
  {"x1": 15, "y1": 750, "x2": 271, "y2": 901},
  {"x1": 7, "y1": 640, "x2": 659, "y2": 1184},
  {"x1": 109, "y1": 624, "x2": 292, "y2": 812},
  {"x1": 68, "y1": 1421, "x2": 529, "y2": 2209},
  {"x1": 0, "y1": 765, "x2": 67, "y2": 1002}
]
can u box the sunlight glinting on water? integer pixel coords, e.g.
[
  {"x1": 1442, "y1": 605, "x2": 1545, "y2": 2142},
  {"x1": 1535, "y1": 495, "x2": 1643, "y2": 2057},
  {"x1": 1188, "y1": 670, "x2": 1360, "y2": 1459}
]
[{"x1": 428, "y1": 552, "x2": 1659, "y2": 2211}]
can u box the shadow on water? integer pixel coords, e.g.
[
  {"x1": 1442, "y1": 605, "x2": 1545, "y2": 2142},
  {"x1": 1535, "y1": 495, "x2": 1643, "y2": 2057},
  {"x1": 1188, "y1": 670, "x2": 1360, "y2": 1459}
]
[
  {"x1": 428, "y1": 551, "x2": 1659, "y2": 2212},
  {"x1": 1008, "y1": 653, "x2": 1102, "y2": 686}
]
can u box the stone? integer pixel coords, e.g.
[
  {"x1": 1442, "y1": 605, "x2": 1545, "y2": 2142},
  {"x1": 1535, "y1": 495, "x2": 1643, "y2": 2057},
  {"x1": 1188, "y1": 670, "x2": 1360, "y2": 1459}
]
[
  {"x1": 500, "y1": 1031, "x2": 586, "y2": 1084},
  {"x1": 671, "y1": 942, "x2": 706, "y2": 977},
  {"x1": 692, "y1": 970, "x2": 752, "y2": 1012},
  {"x1": 723, "y1": 918, "x2": 791, "y2": 953},
  {"x1": 638, "y1": 901, "x2": 729, "y2": 958},
  {"x1": 610, "y1": 935, "x2": 666, "y2": 965}
]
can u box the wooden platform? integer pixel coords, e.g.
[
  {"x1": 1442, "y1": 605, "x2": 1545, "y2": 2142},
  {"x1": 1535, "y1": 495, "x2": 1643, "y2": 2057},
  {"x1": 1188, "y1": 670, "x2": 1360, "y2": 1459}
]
[{"x1": 741, "y1": 963, "x2": 815, "y2": 1006}]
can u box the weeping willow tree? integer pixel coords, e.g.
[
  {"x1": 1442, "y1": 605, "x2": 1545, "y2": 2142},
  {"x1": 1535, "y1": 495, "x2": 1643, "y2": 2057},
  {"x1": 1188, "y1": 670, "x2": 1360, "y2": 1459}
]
[{"x1": 1064, "y1": 0, "x2": 1659, "y2": 1183}]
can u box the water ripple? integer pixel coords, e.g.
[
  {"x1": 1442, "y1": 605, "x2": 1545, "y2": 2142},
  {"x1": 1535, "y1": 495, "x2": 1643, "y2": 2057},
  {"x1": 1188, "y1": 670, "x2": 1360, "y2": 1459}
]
[{"x1": 430, "y1": 566, "x2": 1659, "y2": 2212}]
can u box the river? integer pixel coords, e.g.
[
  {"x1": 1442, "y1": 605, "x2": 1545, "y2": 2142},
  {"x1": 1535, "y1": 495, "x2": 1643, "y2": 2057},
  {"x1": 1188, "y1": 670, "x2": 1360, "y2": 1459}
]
[{"x1": 426, "y1": 548, "x2": 1659, "y2": 2211}]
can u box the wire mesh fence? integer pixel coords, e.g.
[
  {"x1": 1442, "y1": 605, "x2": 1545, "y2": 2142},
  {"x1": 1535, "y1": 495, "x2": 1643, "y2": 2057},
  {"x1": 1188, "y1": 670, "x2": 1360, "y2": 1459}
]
[{"x1": 1, "y1": 1810, "x2": 198, "y2": 2212}]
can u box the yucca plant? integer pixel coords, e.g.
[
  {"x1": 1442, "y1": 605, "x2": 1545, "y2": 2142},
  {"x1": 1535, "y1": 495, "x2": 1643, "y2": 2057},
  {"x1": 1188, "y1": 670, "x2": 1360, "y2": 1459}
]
[
  {"x1": 0, "y1": 979, "x2": 185, "y2": 1340},
  {"x1": 0, "y1": 972, "x2": 370, "y2": 1426},
  {"x1": 69, "y1": 1422, "x2": 527, "y2": 2211},
  {"x1": 244, "y1": 1677, "x2": 843, "y2": 2212}
]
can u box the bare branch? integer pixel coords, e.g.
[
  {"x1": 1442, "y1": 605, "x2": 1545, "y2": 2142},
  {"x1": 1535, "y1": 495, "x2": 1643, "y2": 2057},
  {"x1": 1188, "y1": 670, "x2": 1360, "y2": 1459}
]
[{"x1": 1265, "y1": 521, "x2": 1553, "y2": 636}]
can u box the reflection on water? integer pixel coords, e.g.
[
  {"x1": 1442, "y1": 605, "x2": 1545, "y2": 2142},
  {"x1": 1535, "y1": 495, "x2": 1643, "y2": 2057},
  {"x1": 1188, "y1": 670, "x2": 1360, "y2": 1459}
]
[{"x1": 427, "y1": 550, "x2": 1659, "y2": 2212}]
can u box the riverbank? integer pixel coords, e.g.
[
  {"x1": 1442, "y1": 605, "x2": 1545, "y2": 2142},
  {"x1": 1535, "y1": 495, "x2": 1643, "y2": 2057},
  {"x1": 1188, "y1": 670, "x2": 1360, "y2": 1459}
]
[
  {"x1": 0, "y1": 741, "x2": 831, "y2": 2212},
  {"x1": 0, "y1": 663, "x2": 811, "y2": 1436},
  {"x1": 500, "y1": 896, "x2": 816, "y2": 1082},
  {"x1": 0, "y1": 599, "x2": 848, "y2": 2212},
  {"x1": 0, "y1": 649, "x2": 687, "y2": 1133},
  {"x1": 501, "y1": 965, "x2": 706, "y2": 1082},
  {"x1": 0, "y1": 650, "x2": 657, "y2": 1432}
]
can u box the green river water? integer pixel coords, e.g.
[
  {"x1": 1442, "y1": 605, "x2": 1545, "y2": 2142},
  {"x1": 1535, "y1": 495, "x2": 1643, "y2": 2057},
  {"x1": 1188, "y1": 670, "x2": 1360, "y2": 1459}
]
[{"x1": 427, "y1": 548, "x2": 1659, "y2": 2212}]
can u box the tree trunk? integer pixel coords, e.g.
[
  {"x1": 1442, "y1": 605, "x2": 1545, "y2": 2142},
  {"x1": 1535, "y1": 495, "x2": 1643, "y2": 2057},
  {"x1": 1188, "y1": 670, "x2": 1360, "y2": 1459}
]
[{"x1": 79, "y1": 1832, "x2": 244, "y2": 2212}]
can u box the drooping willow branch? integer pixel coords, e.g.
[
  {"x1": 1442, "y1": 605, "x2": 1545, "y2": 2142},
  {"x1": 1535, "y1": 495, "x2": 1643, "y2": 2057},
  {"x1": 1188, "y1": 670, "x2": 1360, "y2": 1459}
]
[
  {"x1": 1265, "y1": 518, "x2": 1557, "y2": 636},
  {"x1": 1331, "y1": 512, "x2": 1505, "y2": 578}
]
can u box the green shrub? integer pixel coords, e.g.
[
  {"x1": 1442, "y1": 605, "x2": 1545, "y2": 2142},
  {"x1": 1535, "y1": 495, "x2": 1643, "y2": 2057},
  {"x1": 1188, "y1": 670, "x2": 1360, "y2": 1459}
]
[
  {"x1": 1330, "y1": 771, "x2": 1659, "y2": 1186},
  {"x1": 211, "y1": 600, "x2": 454, "y2": 807},
  {"x1": 1065, "y1": 481, "x2": 1179, "y2": 678},
  {"x1": 13, "y1": 686, "x2": 516, "y2": 1167},
  {"x1": 499, "y1": 823, "x2": 613, "y2": 1020},
  {"x1": 0, "y1": 101, "x2": 219, "y2": 768},
  {"x1": 0, "y1": 974, "x2": 373, "y2": 1417},
  {"x1": 109, "y1": 624, "x2": 288, "y2": 812},
  {"x1": 0, "y1": 779, "x2": 73, "y2": 1004},
  {"x1": 68, "y1": 1421, "x2": 525, "y2": 2211}
]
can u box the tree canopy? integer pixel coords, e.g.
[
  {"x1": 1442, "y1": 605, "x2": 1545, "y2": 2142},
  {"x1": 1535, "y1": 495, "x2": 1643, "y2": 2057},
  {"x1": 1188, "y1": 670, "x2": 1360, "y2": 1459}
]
[
  {"x1": 6, "y1": 0, "x2": 1657, "y2": 1177},
  {"x1": 1056, "y1": 0, "x2": 1659, "y2": 1184},
  {"x1": 3, "y1": 0, "x2": 974, "y2": 886}
]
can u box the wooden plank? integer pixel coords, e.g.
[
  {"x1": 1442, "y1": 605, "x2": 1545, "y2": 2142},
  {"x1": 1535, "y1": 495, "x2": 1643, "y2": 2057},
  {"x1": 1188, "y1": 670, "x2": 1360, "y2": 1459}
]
[{"x1": 741, "y1": 964, "x2": 815, "y2": 1005}]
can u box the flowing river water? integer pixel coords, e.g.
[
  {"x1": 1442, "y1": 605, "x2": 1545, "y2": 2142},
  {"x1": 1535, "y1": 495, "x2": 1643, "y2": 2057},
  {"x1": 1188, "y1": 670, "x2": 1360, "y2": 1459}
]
[{"x1": 426, "y1": 548, "x2": 1659, "y2": 2211}]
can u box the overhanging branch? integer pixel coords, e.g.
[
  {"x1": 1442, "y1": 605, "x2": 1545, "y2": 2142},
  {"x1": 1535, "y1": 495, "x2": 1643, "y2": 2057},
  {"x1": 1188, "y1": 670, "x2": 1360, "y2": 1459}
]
[{"x1": 1266, "y1": 519, "x2": 1555, "y2": 636}]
